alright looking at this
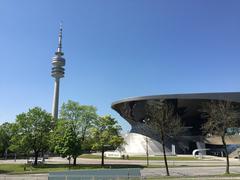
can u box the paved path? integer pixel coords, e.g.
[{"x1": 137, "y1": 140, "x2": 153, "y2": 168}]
[
  {"x1": 45, "y1": 157, "x2": 240, "y2": 167},
  {"x1": 82, "y1": 158, "x2": 240, "y2": 167},
  {"x1": 141, "y1": 166, "x2": 240, "y2": 177}
]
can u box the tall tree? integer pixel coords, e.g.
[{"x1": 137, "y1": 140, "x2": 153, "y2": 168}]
[
  {"x1": 52, "y1": 100, "x2": 97, "y2": 165},
  {"x1": 145, "y1": 100, "x2": 182, "y2": 176},
  {"x1": 201, "y1": 100, "x2": 239, "y2": 174},
  {"x1": 91, "y1": 115, "x2": 124, "y2": 167},
  {"x1": 51, "y1": 119, "x2": 81, "y2": 165},
  {"x1": 0, "y1": 122, "x2": 14, "y2": 159},
  {"x1": 10, "y1": 107, "x2": 52, "y2": 165}
]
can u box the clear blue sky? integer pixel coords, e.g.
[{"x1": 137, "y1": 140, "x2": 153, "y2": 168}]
[{"x1": 1, "y1": 0, "x2": 240, "y2": 132}]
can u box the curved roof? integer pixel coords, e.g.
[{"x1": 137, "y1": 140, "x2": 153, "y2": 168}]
[
  {"x1": 112, "y1": 92, "x2": 240, "y2": 108},
  {"x1": 112, "y1": 92, "x2": 240, "y2": 124}
]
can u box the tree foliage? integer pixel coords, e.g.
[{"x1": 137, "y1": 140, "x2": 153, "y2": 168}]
[
  {"x1": 51, "y1": 100, "x2": 98, "y2": 165},
  {"x1": 10, "y1": 107, "x2": 52, "y2": 165},
  {"x1": 51, "y1": 120, "x2": 81, "y2": 165},
  {"x1": 145, "y1": 100, "x2": 182, "y2": 176},
  {"x1": 91, "y1": 115, "x2": 124, "y2": 166},
  {"x1": 0, "y1": 122, "x2": 14, "y2": 159},
  {"x1": 60, "y1": 100, "x2": 97, "y2": 144},
  {"x1": 201, "y1": 100, "x2": 239, "y2": 174}
]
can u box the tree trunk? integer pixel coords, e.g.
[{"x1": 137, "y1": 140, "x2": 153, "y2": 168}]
[
  {"x1": 73, "y1": 157, "x2": 77, "y2": 166},
  {"x1": 101, "y1": 148, "x2": 105, "y2": 167},
  {"x1": 4, "y1": 149, "x2": 8, "y2": 160},
  {"x1": 68, "y1": 157, "x2": 71, "y2": 165},
  {"x1": 162, "y1": 135, "x2": 169, "y2": 176},
  {"x1": 221, "y1": 135, "x2": 230, "y2": 174},
  {"x1": 34, "y1": 151, "x2": 39, "y2": 165},
  {"x1": 41, "y1": 151, "x2": 45, "y2": 163}
]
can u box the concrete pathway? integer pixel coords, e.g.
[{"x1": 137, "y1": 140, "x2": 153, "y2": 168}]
[{"x1": 141, "y1": 166, "x2": 240, "y2": 177}]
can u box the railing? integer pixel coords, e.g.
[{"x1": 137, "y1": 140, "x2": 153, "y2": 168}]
[
  {"x1": 48, "y1": 168, "x2": 142, "y2": 180},
  {"x1": 0, "y1": 175, "x2": 142, "y2": 180},
  {"x1": 49, "y1": 175, "x2": 142, "y2": 180}
]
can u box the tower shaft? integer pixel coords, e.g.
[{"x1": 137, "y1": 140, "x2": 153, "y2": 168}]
[{"x1": 52, "y1": 78, "x2": 60, "y2": 119}]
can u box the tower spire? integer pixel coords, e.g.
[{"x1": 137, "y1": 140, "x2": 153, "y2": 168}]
[{"x1": 56, "y1": 23, "x2": 63, "y2": 55}]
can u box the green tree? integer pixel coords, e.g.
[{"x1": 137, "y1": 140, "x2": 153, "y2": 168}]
[
  {"x1": 91, "y1": 115, "x2": 124, "y2": 167},
  {"x1": 0, "y1": 122, "x2": 14, "y2": 159},
  {"x1": 145, "y1": 100, "x2": 182, "y2": 176},
  {"x1": 10, "y1": 107, "x2": 52, "y2": 165},
  {"x1": 52, "y1": 100, "x2": 97, "y2": 165},
  {"x1": 201, "y1": 100, "x2": 239, "y2": 174},
  {"x1": 51, "y1": 120, "x2": 81, "y2": 165}
]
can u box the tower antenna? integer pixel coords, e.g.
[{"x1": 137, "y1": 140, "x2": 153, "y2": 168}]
[{"x1": 56, "y1": 22, "x2": 63, "y2": 55}]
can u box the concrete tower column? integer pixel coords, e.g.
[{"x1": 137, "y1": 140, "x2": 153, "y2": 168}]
[
  {"x1": 51, "y1": 24, "x2": 65, "y2": 120},
  {"x1": 52, "y1": 78, "x2": 60, "y2": 119}
]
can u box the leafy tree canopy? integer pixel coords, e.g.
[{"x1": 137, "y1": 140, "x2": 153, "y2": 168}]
[
  {"x1": 91, "y1": 115, "x2": 124, "y2": 150},
  {"x1": 0, "y1": 122, "x2": 14, "y2": 158},
  {"x1": 52, "y1": 100, "x2": 98, "y2": 165},
  {"x1": 51, "y1": 120, "x2": 81, "y2": 161},
  {"x1": 91, "y1": 115, "x2": 124, "y2": 166},
  {"x1": 60, "y1": 100, "x2": 97, "y2": 143},
  {"x1": 10, "y1": 107, "x2": 52, "y2": 165}
]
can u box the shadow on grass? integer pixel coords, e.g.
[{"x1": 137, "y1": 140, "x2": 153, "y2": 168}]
[
  {"x1": 0, "y1": 170, "x2": 11, "y2": 174},
  {"x1": 0, "y1": 164, "x2": 28, "y2": 174}
]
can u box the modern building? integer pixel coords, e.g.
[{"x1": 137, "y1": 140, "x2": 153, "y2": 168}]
[
  {"x1": 112, "y1": 92, "x2": 240, "y2": 155},
  {"x1": 120, "y1": 132, "x2": 173, "y2": 156},
  {"x1": 51, "y1": 26, "x2": 66, "y2": 119}
]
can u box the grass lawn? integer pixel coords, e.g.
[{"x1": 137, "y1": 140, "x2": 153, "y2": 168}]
[
  {"x1": 0, "y1": 164, "x2": 144, "y2": 174},
  {"x1": 79, "y1": 154, "x2": 203, "y2": 161}
]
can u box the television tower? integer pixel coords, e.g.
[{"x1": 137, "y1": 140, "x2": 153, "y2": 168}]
[{"x1": 51, "y1": 25, "x2": 65, "y2": 119}]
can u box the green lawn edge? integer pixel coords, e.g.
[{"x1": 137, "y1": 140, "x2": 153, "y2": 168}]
[{"x1": 79, "y1": 154, "x2": 212, "y2": 161}]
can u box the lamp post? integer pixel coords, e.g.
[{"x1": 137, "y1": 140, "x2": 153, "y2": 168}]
[{"x1": 146, "y1": 137, "x2": 149, "y2": 167}]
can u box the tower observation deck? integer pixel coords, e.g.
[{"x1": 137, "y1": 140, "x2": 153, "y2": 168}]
[{"x1": 51, "y1": 25, "x2": 65, "y2": 119}]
